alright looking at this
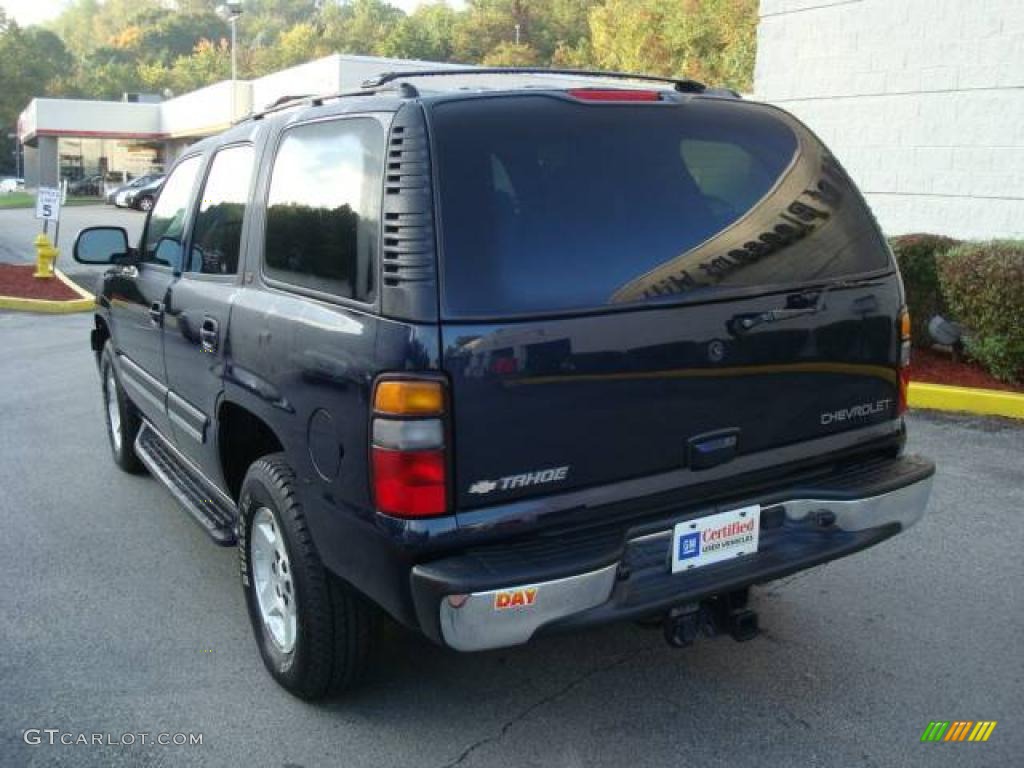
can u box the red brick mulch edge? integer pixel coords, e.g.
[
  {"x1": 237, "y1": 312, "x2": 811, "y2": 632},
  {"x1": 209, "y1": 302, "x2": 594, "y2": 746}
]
[
  {"x1": 0, "y1": 263, "x2": 81, "y2": 301},
  {"x1": 910, "y1": 347, "x2": 1023, "y2": 394}
]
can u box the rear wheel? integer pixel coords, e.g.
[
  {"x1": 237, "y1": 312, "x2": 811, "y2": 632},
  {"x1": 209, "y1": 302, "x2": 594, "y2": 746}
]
[
  {"x1": 239, "y1": 454, "x2": 371, "y2": 699},
  {"x1": 100, "y1": 342, "x2": 145, "y2": 474},
  {"x1": 137, "y1": 195, "x2": 154, "y2": 212}
]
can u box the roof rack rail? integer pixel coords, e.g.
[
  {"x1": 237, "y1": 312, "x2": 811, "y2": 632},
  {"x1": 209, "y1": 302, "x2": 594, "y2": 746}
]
[
  {"x1": 361, "y1": 67, "x2": 707, "y2": 94},
  {"x1": 244, "y1": 80, "x2": 423, "y2": 123},
  {"x1": 264, "y1": 93, "x2": 317, "y2": 110},
  {"x1": 249, "y1": 93, "x2": 322, "y2": 121}
]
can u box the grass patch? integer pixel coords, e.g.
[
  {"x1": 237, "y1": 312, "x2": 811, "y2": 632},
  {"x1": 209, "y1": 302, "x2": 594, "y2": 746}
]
[{"x1": 0, "y1": 192, "x2": 103, "y2": 209}]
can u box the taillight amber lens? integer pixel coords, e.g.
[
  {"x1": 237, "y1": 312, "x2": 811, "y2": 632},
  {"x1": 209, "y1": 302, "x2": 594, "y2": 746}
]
[
  {"x1": 900, "y1": 308, "x2": 912, "y2": 341},
  {"x1": 374, "y1": 380, "x2": 444, "y2": 415},
  {"x1": 898, "y1": 307, "x2": 911, "y2": 415}
]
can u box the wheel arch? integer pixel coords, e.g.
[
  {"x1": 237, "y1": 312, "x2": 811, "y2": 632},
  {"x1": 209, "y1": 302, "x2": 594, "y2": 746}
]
[
  {"x1": 91, "y1": 314, "x2": 111, "y2": 364},
  {"x1": 218, "y1": 400, "x2": 285, "y2": 502}
]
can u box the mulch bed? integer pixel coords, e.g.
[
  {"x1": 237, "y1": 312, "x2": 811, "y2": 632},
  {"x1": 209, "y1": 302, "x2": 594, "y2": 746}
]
[
  {"x1": 0, "y1": 263, "x2": 81, "y2": 301},
  {"x1": 910, "y1": 347, "x2": 1023, "y2": 394}
]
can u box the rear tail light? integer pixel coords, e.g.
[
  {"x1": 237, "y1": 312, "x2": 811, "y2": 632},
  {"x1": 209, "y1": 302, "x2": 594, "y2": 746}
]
[
  {"x1": 898, "y1": 308, "x2": 911, "y2": 415},
  {"x1": 567, "y1": 88, "x2": 661, "y2": 102},
  {"x1": 374, "y1": 380, "x2": 445, "y2": 415},
  {"x1": 372, "y1": 448, "x2": 447, "y2": 517},
  {"x1": 371, "y1": 378, "x2": 448, "y2": 518}
]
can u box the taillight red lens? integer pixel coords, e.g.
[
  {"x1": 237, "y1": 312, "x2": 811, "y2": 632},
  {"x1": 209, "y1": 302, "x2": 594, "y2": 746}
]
[
  {"x1": 567, "y1": 88, "x2": 661, "y2": 102},
  {"x1": 372, "y1": 447, "x2": 447, "y2": 518},
  {"x1": 898, "y1": 367, "x2": 911, "y2": 415}
]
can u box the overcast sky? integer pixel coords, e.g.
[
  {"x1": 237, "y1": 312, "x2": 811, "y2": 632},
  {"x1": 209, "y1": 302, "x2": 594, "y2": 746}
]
[{"x1": 0, "y1": 0, "x2": 464, "y2": 28}]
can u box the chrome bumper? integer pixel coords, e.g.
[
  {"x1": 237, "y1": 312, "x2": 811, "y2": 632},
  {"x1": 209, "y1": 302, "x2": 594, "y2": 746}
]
[{"x1": 436, "y1": 473, "x2": 933, "y2": 652}]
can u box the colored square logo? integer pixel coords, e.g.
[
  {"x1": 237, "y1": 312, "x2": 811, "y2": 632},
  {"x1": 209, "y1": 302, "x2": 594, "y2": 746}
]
[{"x1": 678, "y1": 532, "x2": 700, "y2": 560}]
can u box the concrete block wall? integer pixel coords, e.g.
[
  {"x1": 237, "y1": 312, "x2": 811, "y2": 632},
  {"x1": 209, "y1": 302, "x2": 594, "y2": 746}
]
[{"x1": 755, "y1": 0, "x2": 1024, "y2": 239}]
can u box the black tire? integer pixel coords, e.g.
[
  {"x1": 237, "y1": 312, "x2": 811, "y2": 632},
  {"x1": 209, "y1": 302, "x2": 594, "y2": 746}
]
[
  {"x1": 137, "y1": 195, "x2": 154, "y2": 212},
  {"x1": 99, "y1": 342, "x2": 145, "y2": 474},
  {"x1": 238, "y1": 454, "x2": 371, "y2": 700}
]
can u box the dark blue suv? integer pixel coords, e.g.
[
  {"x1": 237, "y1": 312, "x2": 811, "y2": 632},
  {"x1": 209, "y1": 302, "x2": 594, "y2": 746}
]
[{"x1": 73, "y1": 69, "x2": 935, "y2": 700}]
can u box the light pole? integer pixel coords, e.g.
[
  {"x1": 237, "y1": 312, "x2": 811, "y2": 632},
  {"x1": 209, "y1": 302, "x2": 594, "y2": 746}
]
[
  {"x1": 218, "y1": 2, "x2": 244, "y2": 120},
  {"x1": 6, "y1": 133, "x2": 18, "y2": 179}
]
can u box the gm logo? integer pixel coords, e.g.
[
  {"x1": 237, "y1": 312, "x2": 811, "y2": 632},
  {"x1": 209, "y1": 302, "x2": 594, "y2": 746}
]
[
  {"x1": 921, "y1": 721, "x2": 997, "y2": 742},
  {"x1": 678, "y1": 532, "x2": 700, "y2": 560}
]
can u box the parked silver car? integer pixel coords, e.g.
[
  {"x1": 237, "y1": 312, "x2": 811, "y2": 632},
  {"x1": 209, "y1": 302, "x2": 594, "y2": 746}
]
[{"x1": 106, "y1": 174, "x2": 163, "y2": 205}]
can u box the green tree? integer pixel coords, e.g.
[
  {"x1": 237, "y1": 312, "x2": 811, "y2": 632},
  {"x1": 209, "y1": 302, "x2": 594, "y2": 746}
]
[
  {"x1": 50, "y1": 0, "x2": 165, "y2": 58},
  {"x1": 248, "y1": 21, "x2": 329, "y2": 74},
  {"x1": 138, "y1": 11, "x2": 228, "y2": 65},
  {"x1": 72, "y1": 49, "x2": 144, "y2": 99},
  {"x1": 318, "y1": 0, "x2": 403, "y2": 56},
  {"x1": 481, "y1": 41, "x2": 540, "y2": 66},
  {"x1": 589, "y1": 0, "x2": 757, "y2": 90},
  {"x1": 12, "y1": 0, "x2": 760, "y2": 140},
  {"x1": 379, "y1": 2, "x2": 459, "y2": 62},
  {"x1": 0, "y1": 12, "x2": 73, "y2": 173},
  {"x1": 139, "y1": 38, "x2": 232, "y2": 95},
  {"x1": 452, "y1": 0, "x2": 597, "y2": 65}
]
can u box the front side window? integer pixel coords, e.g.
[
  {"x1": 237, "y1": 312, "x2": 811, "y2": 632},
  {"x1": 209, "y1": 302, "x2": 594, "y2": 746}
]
[
  {"x1": 141, "y1": 155, "x2": 202, "y2": 269},
  {"x1": 264, "y1": 118, "x2": 384, "y2": 302},
  {"x1": 187, "y1": 145, "x2": 254, "y2": 275}
]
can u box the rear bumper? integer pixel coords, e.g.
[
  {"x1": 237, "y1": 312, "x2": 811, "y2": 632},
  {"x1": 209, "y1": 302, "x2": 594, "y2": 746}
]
[{"x1": 411, "y1": 455, "x2": 934, "y2": 652}]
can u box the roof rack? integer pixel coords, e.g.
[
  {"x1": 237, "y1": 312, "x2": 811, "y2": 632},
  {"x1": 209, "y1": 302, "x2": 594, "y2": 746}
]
[
  {"x1": 361, "y1": 67, "x2": 707, "y2": 94},
  {"x1": 245, "y1": 81, "x2": 422, "y2": 123},
  {"x1": 247, "y1": 93, "x2": 323, "y2": 122},
  {"x1": 263, "y1": 93, "x2": 317, "y2": 110}
]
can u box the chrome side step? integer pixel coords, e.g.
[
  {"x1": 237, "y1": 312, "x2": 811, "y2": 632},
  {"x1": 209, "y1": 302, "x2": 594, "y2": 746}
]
[{"x1": 134, "y1": 422, "x2": 238, "y2": 546}]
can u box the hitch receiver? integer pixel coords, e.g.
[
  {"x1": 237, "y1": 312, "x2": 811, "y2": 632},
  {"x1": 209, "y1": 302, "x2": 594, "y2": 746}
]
[{"x1": 663, "y1": 591, "x2": 759, "y2": 647}]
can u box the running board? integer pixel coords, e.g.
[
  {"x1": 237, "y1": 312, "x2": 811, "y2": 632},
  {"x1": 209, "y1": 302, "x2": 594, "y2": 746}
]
[{"x1": 134, "y1": 422, "x2": 238, "y2": 546}]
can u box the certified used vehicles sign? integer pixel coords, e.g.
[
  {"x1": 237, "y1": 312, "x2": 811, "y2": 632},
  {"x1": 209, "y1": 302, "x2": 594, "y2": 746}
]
[{"x1": 671, "y1": 505, "x2": 761, "y2": 573}]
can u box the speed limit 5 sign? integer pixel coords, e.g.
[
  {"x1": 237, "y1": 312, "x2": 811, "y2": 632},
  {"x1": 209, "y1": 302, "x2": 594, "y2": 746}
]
[{"x1": 35, "y1": 187, "x2": 61, "y2": 222}]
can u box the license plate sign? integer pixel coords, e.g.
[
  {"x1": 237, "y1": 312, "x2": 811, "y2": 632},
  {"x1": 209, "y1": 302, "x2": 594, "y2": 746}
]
[{"x1": 671, "y1": 505, "x2": 760, "y2": 573}]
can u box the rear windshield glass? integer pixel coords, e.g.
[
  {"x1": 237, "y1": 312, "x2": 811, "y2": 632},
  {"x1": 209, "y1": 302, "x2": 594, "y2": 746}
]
[{"x1": 431, "y1": 95, "x2": 890, "y2": 318}]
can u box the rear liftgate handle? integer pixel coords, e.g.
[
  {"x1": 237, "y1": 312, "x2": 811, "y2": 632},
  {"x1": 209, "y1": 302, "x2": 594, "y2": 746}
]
[{"x1": 687, "y1": 428, "x2": 741, "y2": 470}]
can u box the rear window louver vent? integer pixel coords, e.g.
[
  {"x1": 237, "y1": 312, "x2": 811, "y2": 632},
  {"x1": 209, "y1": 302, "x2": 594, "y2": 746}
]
[{"x1": 380, "y1": 104, "x2": 438, "y2": 322}]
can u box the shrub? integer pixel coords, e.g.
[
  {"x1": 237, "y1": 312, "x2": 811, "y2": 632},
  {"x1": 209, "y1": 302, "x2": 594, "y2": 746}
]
[
  {"x1": 937, "y1": 241, "x2": 1024, "y2": 384},
  {"x1": 889, "y1": 234, "x2": 961, "y2": 347}
]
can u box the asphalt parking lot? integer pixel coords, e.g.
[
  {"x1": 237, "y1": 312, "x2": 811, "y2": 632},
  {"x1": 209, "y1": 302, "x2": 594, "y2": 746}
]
[{"x1": 0, "y1": 309, "x2": 1021, "y2": 768}]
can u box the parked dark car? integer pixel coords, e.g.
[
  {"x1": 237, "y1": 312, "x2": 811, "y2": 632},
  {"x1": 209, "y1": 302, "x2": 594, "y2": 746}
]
[
  {"x1": 68, "y1": 174, "x2": 103, "y2": 196},
  {"x1": 105, "y1": 173, "x2": 163, "y2": 205},
  {"x1": 118, "y1": 175, "x2": 164, "y2": 211},
  {"x1": 73, "y1": 68, "x2": 934, "y2": 701}
]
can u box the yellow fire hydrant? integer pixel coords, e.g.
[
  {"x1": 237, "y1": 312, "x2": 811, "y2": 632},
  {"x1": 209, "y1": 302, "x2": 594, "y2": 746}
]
[{"x1": 33, "y1": 234, "x2": 58, "y2": 279}]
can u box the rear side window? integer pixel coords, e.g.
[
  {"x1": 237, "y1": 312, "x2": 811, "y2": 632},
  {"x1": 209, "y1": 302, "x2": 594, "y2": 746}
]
[
  {"x1": 142, "y1": 155, "x2": 202, "y2": 269},
  {"x1": 432, "y1": 96, "x2": 890, "y2": 318},
  {"x1": 263, "y1": 118, "x2": 385, "y2": 302},
  {"x1": 188, "y1": 144, "x2": 254, "y2": 275}
]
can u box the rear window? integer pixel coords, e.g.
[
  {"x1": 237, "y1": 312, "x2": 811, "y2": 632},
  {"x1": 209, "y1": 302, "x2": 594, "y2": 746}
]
[{"x1": 432, "y1": 95, "x2": 890, "y2": 318}]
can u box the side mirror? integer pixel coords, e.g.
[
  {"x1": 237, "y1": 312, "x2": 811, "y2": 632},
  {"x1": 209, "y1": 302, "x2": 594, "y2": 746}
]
[{"x1": 74, "y1": 226, "x2": 131, "y2": 265}]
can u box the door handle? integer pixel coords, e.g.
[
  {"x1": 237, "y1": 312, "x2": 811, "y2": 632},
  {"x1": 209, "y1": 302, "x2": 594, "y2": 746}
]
[
  {"x1": 149, "y1": 301, "x2": 164, "y2": 325},
  {"x1": 199, "y1": 317, "x2": 219, "y2": 353}
]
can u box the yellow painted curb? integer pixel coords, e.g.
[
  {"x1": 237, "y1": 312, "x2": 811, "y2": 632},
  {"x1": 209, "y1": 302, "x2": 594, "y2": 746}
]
[
  {"x1": 0, "y1": 268, "x2": 95, "y2": 314},
  {"x1": 909, "y1": 381, "x2": 1024, "y2": 420}
]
